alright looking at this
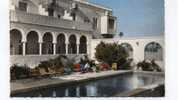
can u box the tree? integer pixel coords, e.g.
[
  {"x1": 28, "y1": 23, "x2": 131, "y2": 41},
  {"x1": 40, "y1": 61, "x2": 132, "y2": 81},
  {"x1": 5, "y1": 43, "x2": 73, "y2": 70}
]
[{"x1": 95, "y1": 42, "x2": 129, "y2": 68}]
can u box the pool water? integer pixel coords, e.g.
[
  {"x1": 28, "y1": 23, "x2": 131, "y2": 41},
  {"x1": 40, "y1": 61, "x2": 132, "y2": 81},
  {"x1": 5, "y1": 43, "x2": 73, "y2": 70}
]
[{"x1": 12, "y1": 73, "x2": 164, "y2": 97}]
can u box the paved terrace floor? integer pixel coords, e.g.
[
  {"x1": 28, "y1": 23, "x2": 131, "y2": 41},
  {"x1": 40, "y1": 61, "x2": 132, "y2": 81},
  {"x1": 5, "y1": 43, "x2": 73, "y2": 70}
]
[{"x1": 11, "y1": 70, "x2": 132, "y2": 95}]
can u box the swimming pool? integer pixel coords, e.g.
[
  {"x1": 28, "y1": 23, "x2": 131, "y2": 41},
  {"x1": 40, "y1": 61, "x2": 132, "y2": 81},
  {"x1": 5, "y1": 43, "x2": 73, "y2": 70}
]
[{"x1": 12, "y1": 72, "x2": 164, "y2": 97}]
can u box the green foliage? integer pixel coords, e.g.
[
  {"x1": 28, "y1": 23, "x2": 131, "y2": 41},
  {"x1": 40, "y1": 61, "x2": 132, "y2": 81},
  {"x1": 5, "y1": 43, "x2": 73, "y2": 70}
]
[
  {"x1": 51, "y1": 56, "x2": 64, "y2": 68},
  {"x1": 10, "y1": 64, "x2": 31, "y2": 80},
  {"x1": 65, "y1": 57, "x2": 75, "y2": 71},
  {"x1": 137, "y1": 61, "x2": 153, "y2": 71},
  {"x1": 38, "y1": 56, "x2": 64, "y2": 70},
  {"x1": 137, "y1": 60, "x2": 162, "y2": 72},
  {"x1": 38, "y1": 60, "x2": 51, "y2": 72},
  {"x1": 95, "y1": 42, "x2": 130, "y2": 69},
  {"x1": 118, "y1": 58, "x2": 132, "y2": 70}
]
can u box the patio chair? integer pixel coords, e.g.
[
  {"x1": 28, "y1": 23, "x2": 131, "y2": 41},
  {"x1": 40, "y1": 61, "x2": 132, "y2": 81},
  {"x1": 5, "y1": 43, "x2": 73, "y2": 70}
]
[
  {"x1": 100, "y1": 63, "x2": 110, "y2": 71},
  {"x1": 73, "y1": 64, "x2": 81, "y2": 72},
  {"x1": 112, "y1": 63, "x2": 117, "y2": 70}
]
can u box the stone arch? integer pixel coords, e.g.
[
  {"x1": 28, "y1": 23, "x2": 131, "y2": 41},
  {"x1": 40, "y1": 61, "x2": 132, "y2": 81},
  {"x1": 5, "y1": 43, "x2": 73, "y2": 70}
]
[
  {"x1": 56, "y1": 33, "x2": 66, "y2": 54},
  {"x1": 68, "y1": 34, "x2": 77, "y2": 54},
  {"x1": 10, "y1": 29, "x2": 23, "y2": 55},
  {"x1": 144, "y1": 42, "x2": 163, "y2": 61},
  {"x1": 42, "y1": 32, "x2": 53, "y2": 54},
  {"x1": 120, "y1": 43, "x2": 133, "y2": 58},
  {"x1": 26, "y1": 31, "x2": 39, "y2": 54},
  {"x1": 42, "y1": 31, "x2": 56, "y2": 43},
  {"x1": 79, "y1": 35, "x2": 87, "y2": 54},
  {"x1": 26, "y1": 29, "x2": 42, "y2": 43}
]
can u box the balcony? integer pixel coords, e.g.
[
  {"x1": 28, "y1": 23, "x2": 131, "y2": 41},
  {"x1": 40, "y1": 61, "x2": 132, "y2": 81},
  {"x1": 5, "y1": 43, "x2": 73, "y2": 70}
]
[{"x1": 10, "y1": 10, "x2": 93, "y2": 32}]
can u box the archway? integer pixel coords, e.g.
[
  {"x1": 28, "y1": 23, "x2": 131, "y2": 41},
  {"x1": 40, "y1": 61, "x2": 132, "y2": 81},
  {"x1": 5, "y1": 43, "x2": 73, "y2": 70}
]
[
  {"x1": 26, "y1": 31, "x2": 39, "y2": 55},
  {"x1": 42, "y1": 32, "x2": 53, "y2": 54},
  {"x1": 120, "y1": 43, "x2": 133, "y2": 58},
  {"x1": 56, "y1": 34, "x2": 66, "y2": 54},
  {"x1": 10, "y1": 29, "x2": 22, "y2": 55},
  {"x1": 79, "y1": 36, "x2": 87, "y2": 54},
  {"x1": 144, "y1": 42, "x2": 163, "y2": 61},
  {"x1": 68, "y1": 35, "x2": 77, "y2": 54}
]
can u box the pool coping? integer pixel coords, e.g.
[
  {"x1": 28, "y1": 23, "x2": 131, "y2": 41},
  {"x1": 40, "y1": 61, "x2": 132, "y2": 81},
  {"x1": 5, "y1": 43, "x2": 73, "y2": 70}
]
[{"x1": 11, "y1": 70, "x2": 133, "y2": 96}]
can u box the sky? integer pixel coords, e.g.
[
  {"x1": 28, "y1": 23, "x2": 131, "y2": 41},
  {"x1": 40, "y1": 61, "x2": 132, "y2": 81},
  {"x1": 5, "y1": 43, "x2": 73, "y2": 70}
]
[{"x1": 89, "y1": 0, "x2": 164, "y2": 37}]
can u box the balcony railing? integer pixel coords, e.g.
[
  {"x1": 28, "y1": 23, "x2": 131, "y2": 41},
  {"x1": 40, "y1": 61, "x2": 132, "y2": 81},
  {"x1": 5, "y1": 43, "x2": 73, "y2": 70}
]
[{"x1": 10, "y1": 10, "x2": 93, "y2": 32}]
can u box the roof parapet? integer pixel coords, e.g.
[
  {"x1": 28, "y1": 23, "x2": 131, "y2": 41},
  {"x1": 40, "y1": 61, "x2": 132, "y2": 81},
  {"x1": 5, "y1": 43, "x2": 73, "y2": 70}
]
[{"x1": 74, "y1": 0, "x2": 112, "y2": 11}]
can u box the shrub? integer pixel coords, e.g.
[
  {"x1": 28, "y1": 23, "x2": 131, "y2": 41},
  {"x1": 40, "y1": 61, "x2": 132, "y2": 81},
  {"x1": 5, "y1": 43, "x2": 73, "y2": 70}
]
[
  {"x1": 38, "y1": 60, "x2": 52, "y2": 72},
  {"x1": 37, "y1": 56, "x2": 64, "y2": 72},
  {"x1": 51, "y1": 56, "x2": 64, "y2": 68},
  {"x1": 151, "y1": 60, "x2": 162, "y2": 72},
  {"x1": 137, "y1": 60, "x2": 153, "y2": 71},
  {"x1": 118, "y1": 58, "x2": 133, "y2": 70},
  {"x1": 65, "y1": 57, "x2": 75, "y2": 71},
  {"x1": 10, "y1": 64, "x2": 31, "y2": 80},
  {"x1": 95, "y1": 42, "x2": 131, "y2": 70},
  {"x1": 137, "y1": 60, "x2": 162, "y2": 72}
]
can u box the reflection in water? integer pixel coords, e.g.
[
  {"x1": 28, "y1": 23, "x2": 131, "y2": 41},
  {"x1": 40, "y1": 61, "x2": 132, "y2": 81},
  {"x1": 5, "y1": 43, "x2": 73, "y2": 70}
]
[
  {"x1": 76, "y1": 86, "x2": 80, "y2": 97},
  {"x1": 13, "y1": 73, "x2": 164, "y2": 97},
  {"x1": 80, "y1": 85, "x2": 87, "y2": 96},
  {"x1": 65, "y1": 88, "x2": 69, "y2": 97},
  {"x1": 52, "y1": 91, "x2": 56, "y2": 97}
]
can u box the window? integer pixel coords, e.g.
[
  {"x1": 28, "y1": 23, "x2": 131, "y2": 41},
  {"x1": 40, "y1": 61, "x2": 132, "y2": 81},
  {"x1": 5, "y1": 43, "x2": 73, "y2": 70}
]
[
  {"x1": 84, "y1": 18, "x2": 90, "y2": 23},
  {"x1": 108, "y1": 18, "x2": 115, "y2": 29},
  {"x1": 58, "y1": 15, "x2": 61, "y2": 19},
  {"x1": 93, "y1": 17, "x2": 98, "y2": 30},
  {"x1": 71, "y1": 13, "x2": 76, "y2": 21},
  {"x1": 48, "y1": 8, "x2": 54, "y2": 16},
  {"x1": 144, "y1": 42, "x2": 163, "y2": 61},
  {"x1": 19, "y1": 2, "x2": 27, "y2": 12}
]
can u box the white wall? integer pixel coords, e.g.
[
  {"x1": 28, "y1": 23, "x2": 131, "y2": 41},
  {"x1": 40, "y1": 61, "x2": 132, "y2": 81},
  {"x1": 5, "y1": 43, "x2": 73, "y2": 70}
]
[
  {"x1": 90, "y1": 36, "x2": 165, "y2": 70},
  {"x1": 10, "y1": 0, "x2": 39, "y2": 14},
  {"x1": 100, "y1": 16, "x2": 108, "y2": 34}
]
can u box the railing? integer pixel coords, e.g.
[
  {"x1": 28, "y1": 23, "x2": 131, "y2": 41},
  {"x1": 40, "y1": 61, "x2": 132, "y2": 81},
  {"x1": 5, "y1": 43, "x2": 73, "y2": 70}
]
[{"x1": 10, "y1": 10, "x2": 93, "y2": 31}]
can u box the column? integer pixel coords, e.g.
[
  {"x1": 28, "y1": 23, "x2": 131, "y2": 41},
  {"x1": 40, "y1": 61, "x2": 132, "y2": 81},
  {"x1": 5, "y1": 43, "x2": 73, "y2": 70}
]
[
  {"x1": 66, "y1": 43, "x2": 68, "y2": 54},
  {"x1": 39, "y1": 42, "x2": 42, "y2": 55},
  {"x1": 22, "y1": 42, "x2": 26, "y2": 56},
  {"x1": 77, "y1": 43, "x2": 80, "y2": 54},
  {"x1": 53, "y1": 43, "x2": 56, "y2": 55}
]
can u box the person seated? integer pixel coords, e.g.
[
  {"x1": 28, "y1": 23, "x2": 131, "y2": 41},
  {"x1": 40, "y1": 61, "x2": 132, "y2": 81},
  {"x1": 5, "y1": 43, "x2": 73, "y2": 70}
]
[{"x1": 84, "y1": 62, "x2": 90, "y2": 72}]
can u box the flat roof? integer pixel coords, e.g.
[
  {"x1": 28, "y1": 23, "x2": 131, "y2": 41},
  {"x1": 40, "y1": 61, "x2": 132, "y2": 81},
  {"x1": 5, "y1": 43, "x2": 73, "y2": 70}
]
[{"x1": 74, "y1": 0, "x2": 112, "y2": 11}]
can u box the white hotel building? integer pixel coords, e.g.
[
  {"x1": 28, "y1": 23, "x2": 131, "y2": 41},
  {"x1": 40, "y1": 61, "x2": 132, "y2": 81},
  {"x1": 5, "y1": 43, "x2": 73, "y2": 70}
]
[{"x1": 10, "y1": 0, "x2": 164, "y2": 70}]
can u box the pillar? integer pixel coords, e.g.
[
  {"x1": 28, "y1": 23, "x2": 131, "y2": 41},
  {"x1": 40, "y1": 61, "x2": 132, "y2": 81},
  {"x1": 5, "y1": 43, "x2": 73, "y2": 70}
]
[
  {"x1": 66, "y1": 43, "x2": 68, "y2": 54},
  {"x1": 39, "y1": 42, "x2": 42, "y2": 55},
  {"x1": 22, "y1": 42, "x2": 26, "y2": 56},
  {"x1": 77, "y1": 43, "x2": 80, "y2": 54},
  {"x1": 77, "y1": 37, "x2": 80, "y2": 54},
  {"x1": 53, "y1": 43, "x2": 56, "y2": 55}
]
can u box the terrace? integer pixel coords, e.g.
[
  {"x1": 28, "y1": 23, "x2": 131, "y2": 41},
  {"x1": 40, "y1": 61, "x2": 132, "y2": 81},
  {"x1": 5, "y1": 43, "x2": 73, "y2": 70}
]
[{"x1": 10, "y1": 10, "x2": 93, "y2": 32}]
